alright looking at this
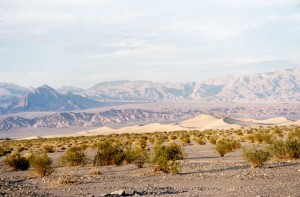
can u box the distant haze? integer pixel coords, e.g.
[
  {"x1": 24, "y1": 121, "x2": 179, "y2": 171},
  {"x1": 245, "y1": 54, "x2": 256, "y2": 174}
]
[{"x1": 0, "y1": 0, "x2": 300, "y2": 88}]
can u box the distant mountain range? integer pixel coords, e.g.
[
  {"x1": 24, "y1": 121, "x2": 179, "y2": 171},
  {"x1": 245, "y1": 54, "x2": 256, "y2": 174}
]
[{"x1": 0, "y1": 68, "x2": 299, "y2": 115}]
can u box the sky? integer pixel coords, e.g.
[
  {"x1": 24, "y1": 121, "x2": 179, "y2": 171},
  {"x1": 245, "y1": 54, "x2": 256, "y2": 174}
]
[{"x1": 0, "y1": 0, "x2": 300, "y2": 88}]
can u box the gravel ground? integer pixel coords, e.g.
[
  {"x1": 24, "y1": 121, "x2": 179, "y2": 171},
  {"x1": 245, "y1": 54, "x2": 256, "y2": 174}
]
[{"x1": 0, "y1": 143, "x2": 299, "y2": 197}]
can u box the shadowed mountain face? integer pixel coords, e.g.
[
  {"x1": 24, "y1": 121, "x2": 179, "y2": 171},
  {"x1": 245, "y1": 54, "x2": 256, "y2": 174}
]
[{"x1": 6, "y1": 85, "x2": 102, "y2": 113}]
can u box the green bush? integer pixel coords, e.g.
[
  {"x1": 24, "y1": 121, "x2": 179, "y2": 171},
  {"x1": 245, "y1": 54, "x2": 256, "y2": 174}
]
[
  {"x1": 60, "y1": 147, "x2": 87, "y2": 167},
  {"x1": 243, "y1": 146, "x2": 270, "y2": 168},
  {"x1": 93, "y1": 141, "x2": 125, "y2": 166},
  {"x1": 4, "y1": 152, "x2": 30, "y2": 170},
  {"x1": 29, "y1": 152, "x2": 53, "y2": 177},
  {"x1": 152, "y1": 142, "x2": 184, "y2": 173},
  {"x1": 215, "y1": 138, "x2": 241, "y2": 157}
]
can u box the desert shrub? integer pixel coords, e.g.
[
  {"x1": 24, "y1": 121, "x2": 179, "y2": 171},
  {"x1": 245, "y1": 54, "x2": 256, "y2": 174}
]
[
  {"x1": 15, "y1": 146, "x2": 26, "y2": 153},
  {"x1": 285, "y1": 139, "x2": 300, "y2": 159},
  {"x1": 42, "y1": 145, "x2": 55, "y2": 153},
  {"x1": 268, "y1": 140, "x2": 289, "y2": 160},
  {"x1": 209, "y1": 135, "x2": 218, "y2": 145},
  {"x1": 29, "y1": 152, "x2": 53, "y2": 177},
  {"x1": 235, "y1": 130, "x2": 243, "y2": 136},
  {"x1": 195, "y1": 138, "x2": 206, "y2": 145},
  {"x1": 169, "y1": 135, "x2": 177, "y2": 140},
  {"x1": 60, "y1": 147, "x2": 87, "y2": 167},
  {"x1": 124, "y1": 146, "x2": 136, "y2": 164},
  {"x1": 243, "y1": 146, "x2": 270, "y2": 168},
  {"x1": 79, "y1": 144, "x2": 89, "y2": 151},
  {"x1": 271, "y1": 127, "x2": 284, "y2": 138},
  {"x1": 253, "y1": 132, "x2": 273, "y2": 144},
  {"x1": 152, "y1": 142, "x2": 184, "y2": 173},
  {"x1": 246, "y1": 135, "x2": 255, "y2": 143},
  {"x1": 132, "y1": 147, "x2": 149, "y2": 168},
  {"x1": 180, "y1": 137, "x2": 191, "y2": 146},
  {"x1": 93, "y1": 141, "x2": 125, "y2": 166},
  {"x1": 287, "y1": 128, "x2": 300, "y2": 140},
  {"x1": 268, "y1": 139, "x2": 300, "y2": 160},
  {"x1": 0, "y1": 147, "x2": 12, "y2": 157},
  {"x1": 215, "y1": 138, "x2": 241, "y2": 157},
  {"x1": 168, "y1": 160, "x2": 182, "y2": 174},
  {"x1": 4, "y1": 152, "x2": 30, "y2": 170}
]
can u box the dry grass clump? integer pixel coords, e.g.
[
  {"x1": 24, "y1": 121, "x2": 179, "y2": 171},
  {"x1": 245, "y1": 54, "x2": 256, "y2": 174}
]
[
  {"x1": 88, "y1": 168, "x2": 102, "y2": 175},
  {"x1": 56, "y1": 173, "x2": 80, "y2": 185}
]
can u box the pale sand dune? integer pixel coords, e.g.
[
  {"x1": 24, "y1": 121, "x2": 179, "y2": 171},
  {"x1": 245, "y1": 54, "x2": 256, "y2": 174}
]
[
  {"x1": 21, "y1": 114, "x2": 299, "y2": 139},
  {"x1": 177, "y1": 114, "x2": 227, "y2": 129},
  {"x1": 256, "y1": 117, "x2": 295, "y2": 126}
]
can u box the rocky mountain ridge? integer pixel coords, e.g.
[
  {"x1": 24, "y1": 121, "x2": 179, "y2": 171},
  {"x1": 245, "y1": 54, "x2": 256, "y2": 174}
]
[{"x1": 0, "y1": 68, "x2": 299, "y2": 115}]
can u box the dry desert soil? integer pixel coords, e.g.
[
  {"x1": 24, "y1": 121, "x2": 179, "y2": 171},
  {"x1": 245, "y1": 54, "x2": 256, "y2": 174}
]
[{"x1": 0, "y1": 142, "x2": 299, "y2": 197}]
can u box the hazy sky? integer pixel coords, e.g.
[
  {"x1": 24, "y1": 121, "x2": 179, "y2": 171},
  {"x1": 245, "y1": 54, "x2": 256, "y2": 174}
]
[{"x1": 0, "y1": 0, "x2": 300, "y2": 88}]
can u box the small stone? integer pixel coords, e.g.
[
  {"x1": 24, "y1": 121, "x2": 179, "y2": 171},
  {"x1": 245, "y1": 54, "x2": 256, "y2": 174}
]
[
  {"x1": 98, "y1": 193, "x2": 110, "y2": 197},
  {"x1": 111, "y1": 190, "x2": 125, "y2": 196}
]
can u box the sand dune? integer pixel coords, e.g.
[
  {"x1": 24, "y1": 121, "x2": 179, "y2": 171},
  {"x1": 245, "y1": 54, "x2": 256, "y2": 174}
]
[
  {"x1": 255, "y1": 117, "x2": 294, "y2": 126},
  {"x1": 21, "y1": 114, "x2": 300, "y2": 139}
]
